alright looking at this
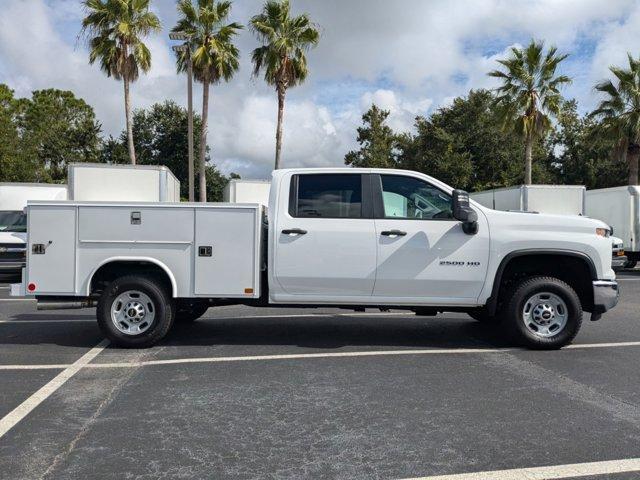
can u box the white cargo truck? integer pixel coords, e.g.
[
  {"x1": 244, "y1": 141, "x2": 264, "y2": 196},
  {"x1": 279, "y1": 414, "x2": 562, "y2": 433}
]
[
  {"x1": 585, "y1": 186, "x2": 640, "y2": 268},
  {"x1": 14, "y1": 168, "x2": 618, "y2": 350},
  {"x1": 223, "y1": 179, "x2": 271, "y2": 206},
  {"x1": 471, "y1": 185, "x2": 586, "y2": 215},
  {"x1": 68, "y1": 163, "x2": 180, "y2": 202},
  {"x1": 0, "y1": 183, "x2": 68, "y2": 276}
]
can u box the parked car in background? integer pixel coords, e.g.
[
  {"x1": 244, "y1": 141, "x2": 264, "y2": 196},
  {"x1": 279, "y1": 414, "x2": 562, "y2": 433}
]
[
  {"x1": 0, "y1": 183, "x2": 68, "y2": 277},
  {"x1": 611, "y1": 236, "x2": 627, "y2": 271}
]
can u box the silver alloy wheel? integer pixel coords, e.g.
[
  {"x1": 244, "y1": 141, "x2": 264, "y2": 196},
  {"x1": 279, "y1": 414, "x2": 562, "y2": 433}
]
[
  {"x1": 522, "y1": 291, "x2": 568, "y2": 338},
  {"x1": 110, "y1": 290, "x2": 156, "y2": 336}
]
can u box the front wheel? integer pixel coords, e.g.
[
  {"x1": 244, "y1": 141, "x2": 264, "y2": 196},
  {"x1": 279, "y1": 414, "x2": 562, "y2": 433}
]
[
  {"x1": 503, "y1": 276, "x2": 582, "y2": 350},
  {"x1": 624, "y1": 259, "x2": 637, "y2": 269},
  {"x1": 97, "y1": 275, "x2": 174, "y2": 348}
]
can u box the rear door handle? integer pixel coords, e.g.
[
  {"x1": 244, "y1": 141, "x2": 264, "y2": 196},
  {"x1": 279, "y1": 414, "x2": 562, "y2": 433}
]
[
  {"x1": 282, "y1": 228, "x2": 307, "y2": 235},
  {"x1": 381, "y1": 229, "x2": 407, "y2": 236}
]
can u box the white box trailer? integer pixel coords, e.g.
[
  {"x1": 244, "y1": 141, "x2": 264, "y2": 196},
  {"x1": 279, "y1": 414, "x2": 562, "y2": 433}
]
[
  {"x1": 223, "y1": 179, "x2": 271, "y2": 206},
  {"x1": 585, "y1": 186, "x2": 640, "y2": 265},
  {"x1": 68, "y1": 163, "x2": 180, "y2": 202},
  {"x1": 471, "y1": 185, "x2": 586, "y2": 215}
]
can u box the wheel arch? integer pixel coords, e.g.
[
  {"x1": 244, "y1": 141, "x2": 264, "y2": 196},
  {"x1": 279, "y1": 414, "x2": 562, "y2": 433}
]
[
  {"x1": 486, "y1": 249, "x2": 597, "y2": 315},
  {"x1": 87, "y1": 257, "x2": 178, "y2": 298}
]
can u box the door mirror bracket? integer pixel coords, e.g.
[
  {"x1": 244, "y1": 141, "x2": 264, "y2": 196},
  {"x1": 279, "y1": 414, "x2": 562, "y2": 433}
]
[{"x1": 452, "y1": 189, "x2": 478, "y2": 235}]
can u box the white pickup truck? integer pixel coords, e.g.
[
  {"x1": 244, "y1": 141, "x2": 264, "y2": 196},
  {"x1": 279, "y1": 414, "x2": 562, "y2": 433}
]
[{"x1": 13, "y1": 168, "x2": 619, "y2": 349}]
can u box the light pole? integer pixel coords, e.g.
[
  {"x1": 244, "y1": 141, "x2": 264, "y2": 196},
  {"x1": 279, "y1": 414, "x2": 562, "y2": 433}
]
[{"x1": 170, "y1": 32, "x2": 194, "y2": 202}]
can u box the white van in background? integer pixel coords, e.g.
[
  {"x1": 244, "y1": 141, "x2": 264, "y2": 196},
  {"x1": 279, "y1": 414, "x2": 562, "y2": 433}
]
[{"x1": 0, "y1": 183, "x2": 68, "y2": 276}]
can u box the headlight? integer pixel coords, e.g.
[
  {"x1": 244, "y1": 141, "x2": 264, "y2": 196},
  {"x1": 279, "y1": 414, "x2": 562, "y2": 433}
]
[{"x1": 596, "y1": 228, "x2": 610, "y2": 237}]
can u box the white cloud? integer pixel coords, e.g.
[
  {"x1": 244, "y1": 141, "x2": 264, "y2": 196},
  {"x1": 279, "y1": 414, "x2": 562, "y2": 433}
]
[{"x1": 360, "y1": 89, "x2": 431, "y2": 132}]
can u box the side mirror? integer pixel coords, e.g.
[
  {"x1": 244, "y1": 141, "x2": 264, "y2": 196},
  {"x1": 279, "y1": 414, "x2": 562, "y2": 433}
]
[{"x1": 452, "y1": 189, "x2": 478, "y2": 235}]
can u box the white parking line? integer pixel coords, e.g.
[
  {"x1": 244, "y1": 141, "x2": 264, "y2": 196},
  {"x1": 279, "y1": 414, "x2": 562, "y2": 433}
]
[
  {"x1": 400, "y1": 457, "x2": 640, "y2": 480},
  {"x1": 0, "y1": 339, "x2": 109, "y2": 439},
  {"x1": 2, "y1": 341, "x2": 640, "y2": 371}
]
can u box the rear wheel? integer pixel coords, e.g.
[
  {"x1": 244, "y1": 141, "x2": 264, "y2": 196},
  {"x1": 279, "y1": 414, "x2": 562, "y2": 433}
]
[
  {"x1": 97, "y1": 275, "x2": 174, "y2": 348},
  {"x1": 502, "y1": 276, "x2": 582, "y2": 350},
  {"x1": 175, "y1": 301, "x2": 209, "y2": 322}
]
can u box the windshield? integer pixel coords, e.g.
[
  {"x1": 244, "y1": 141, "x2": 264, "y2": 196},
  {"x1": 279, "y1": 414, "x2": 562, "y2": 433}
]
[{"x1": 0, "y1": 211, "x2": 27, "y2": 233}]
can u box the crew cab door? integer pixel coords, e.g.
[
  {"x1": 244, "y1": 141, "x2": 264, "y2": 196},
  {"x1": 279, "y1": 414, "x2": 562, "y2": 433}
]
[
  {"x1": 271, "y1": 173, "x2": 377, "y2": 298},
  {"x1": 371, "y1": 173, "x2": 489, "y2": 303}
]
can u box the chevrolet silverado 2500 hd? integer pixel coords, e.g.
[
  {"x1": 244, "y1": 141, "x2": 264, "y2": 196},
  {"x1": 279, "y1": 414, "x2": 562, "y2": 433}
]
[{"x1": 13, "y1": 168, "x2": 619, "y2": 349}]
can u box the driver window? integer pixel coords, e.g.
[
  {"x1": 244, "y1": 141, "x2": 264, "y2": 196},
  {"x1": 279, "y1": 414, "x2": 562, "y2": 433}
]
[{"x1": 380, "y1": 175, "x2": 453, "y2": 220}]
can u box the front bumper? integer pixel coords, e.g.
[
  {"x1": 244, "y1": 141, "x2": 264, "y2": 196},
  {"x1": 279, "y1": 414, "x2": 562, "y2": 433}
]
[
  {"x1": 592, "y1": 280, "x2": 619, "y2": 314},
  {"x1": 612, "y1": 252, "x2": 627, "y2": 269}
]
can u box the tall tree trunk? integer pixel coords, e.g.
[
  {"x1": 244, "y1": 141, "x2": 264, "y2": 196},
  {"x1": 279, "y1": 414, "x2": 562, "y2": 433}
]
[
  {"x1": 199, "y1": 78, "x2": 210, "y2": 202},
  {"x1": 524, "y1": 133, "x2": 533, "y2": 185},
  {"x1": 124, "y1": 76, "x2": 136, "y2": 165},
  {"x1": 629, "y1": 143, "x2": 640, "y2": 186},
  {"x1": 274, "y1": 86, "x2": 286, "y2": 170},
  {"x1": 187, "y1": 54, "x2": 195, "y2": 202}
]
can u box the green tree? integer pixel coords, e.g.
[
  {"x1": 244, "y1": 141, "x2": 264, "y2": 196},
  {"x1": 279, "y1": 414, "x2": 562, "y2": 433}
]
[
  {"x1": 20, "y1": 89, "x2": 102, "y2": 181},
  {"x1": 251, "y1": 0, "x2": 319, "y2": 170},
  {"x1": 0, "y1": 85, "x2": 38, "y2": 182},
  {"x1": 345, "y1": 105, "x2": 398, "y2": 168},
  {"x1": 81, "y1": 0, "x2": 161, "y2": 165},
  {"x1": 590, "y1": 53, "x2": 640, "y2": 185},
  {"x1": 551, "y1": 99, "x2": 627, "y2": 188},
  {"x1": 100, "y1": 100, "x2": 234, "y2": 201},
  {"x1": 172, "y1": 0, "x2": 242, "y2": 202},
  {"x1": 489, "y1": 40, "x2": 571, "y2": 184},
  {"x1": 396, "y1": 118, "x2": 473, "y2": 189},
  {"x1": 393, "y1": 90, "x2": 553, "y2": 192},
  {"x1": 0, "y1": 85, "x2": 101, "y2": 183}
]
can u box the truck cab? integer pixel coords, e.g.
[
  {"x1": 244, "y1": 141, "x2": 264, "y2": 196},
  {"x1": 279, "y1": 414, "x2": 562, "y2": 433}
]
[{"x1": 14, "y1": 168, "x2": 619, "y2": 350}]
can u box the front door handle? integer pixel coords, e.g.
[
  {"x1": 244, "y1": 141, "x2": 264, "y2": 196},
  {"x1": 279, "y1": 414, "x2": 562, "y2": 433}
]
[
  {"x1": 282, "y1": 228, "x2": 307, "y2": 235},
  {"x1": 381, "y1": 229, "x2": 407, "y2": 236}
]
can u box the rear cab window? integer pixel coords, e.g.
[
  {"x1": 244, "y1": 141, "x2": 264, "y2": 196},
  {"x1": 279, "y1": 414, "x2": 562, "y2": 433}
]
[{"x1": 289, "y1": 174, "x2": 364, "y2": 218}]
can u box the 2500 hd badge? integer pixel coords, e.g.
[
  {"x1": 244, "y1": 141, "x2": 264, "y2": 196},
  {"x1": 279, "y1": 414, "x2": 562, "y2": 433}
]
[{"x1": 439, "y1": 260, "x2": 481, "y2": 266}]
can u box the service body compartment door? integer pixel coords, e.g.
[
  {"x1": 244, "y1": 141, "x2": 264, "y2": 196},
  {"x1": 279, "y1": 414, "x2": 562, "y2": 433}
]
[
  {"x1": 194, "y1": 208, "x2": 259, "y2": 297},
  {"x1": 27, "y1": 205, "x2": 77, "y2": 294}
]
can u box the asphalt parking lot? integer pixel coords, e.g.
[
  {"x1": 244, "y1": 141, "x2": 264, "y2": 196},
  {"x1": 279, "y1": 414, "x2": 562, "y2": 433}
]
[{"x1": 1, "y1": 272, "x2": 640, "y2": 479}]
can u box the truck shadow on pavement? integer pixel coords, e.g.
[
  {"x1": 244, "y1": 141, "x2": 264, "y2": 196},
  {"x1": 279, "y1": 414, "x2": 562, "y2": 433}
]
[
  {"x1": 1, "y1": 313, "x2": 511, "y2": 350},
  {"x1": 165, "y1": 315, "x2": 511, "y2": 350}
]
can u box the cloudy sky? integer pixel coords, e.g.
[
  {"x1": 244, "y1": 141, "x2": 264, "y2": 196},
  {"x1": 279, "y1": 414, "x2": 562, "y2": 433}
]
[{"x1": 0, "y1": 0, "x2": 638, "y2": 178}]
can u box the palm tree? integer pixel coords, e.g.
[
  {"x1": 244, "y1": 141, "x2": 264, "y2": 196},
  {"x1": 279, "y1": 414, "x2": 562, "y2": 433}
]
[
  {"x1": 251, "y1": 0, "x2": 319, "y2": 170},
  {"x1": 82, "y1": 0, "x2": 161, "y2": 165},
  {"x1": 173, "y1": 0, "x2": 242, "y2": 201},
  {"x1": 590, "y1": 54, "x2": 640, "y2": 185},
  {"x1": 488, "y1": 40, "x2": 571, "y2": 184}
]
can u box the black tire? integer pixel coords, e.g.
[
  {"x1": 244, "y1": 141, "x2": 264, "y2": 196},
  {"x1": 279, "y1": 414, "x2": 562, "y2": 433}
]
[
  {"x1": 502, "y1": 276, "x2": 582, "y2": 350},
  {"x1": 624, "y1": 259, "x2": 637, "y2": 269},
  {"x1": 97, "y1": 275, "x2": 174, "y2": 348},
  {"x1": 175, "y1": 301, "x2": 209, "y2": 322}
]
